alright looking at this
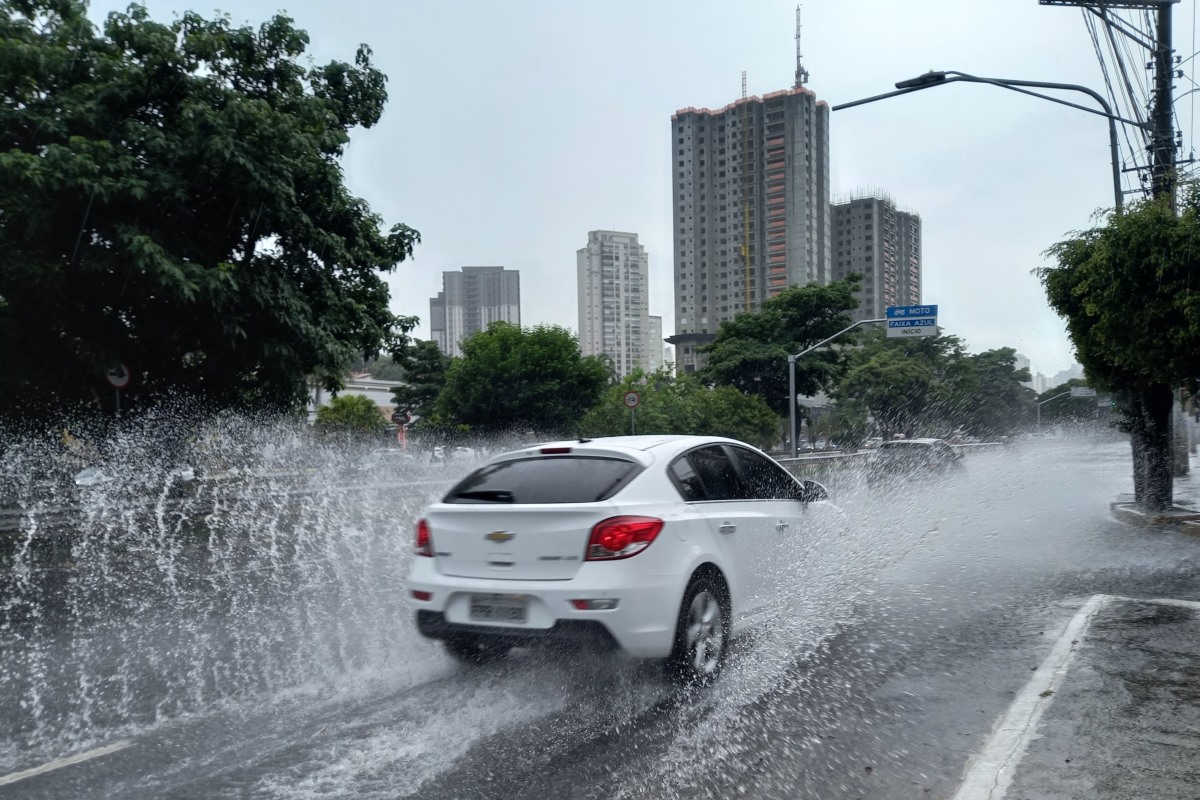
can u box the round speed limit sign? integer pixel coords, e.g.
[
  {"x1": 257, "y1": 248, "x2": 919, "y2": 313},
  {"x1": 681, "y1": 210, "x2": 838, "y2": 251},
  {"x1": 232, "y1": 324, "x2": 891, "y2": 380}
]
[{"x1": 622, "y1": 391, "x2": 640, "y2": 409}]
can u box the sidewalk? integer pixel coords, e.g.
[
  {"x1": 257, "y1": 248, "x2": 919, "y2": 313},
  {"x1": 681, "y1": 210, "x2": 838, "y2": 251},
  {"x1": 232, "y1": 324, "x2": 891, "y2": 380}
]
[
  {"x1": 951, "y1": 460, "x2": 1200, "y2": 799},
  {"x1": 1008, "y1": 596, "x2": 1200, "y2": 800},
  {"x1": 1110, "y1": 453, "x2": 1200, "y2": 528}
]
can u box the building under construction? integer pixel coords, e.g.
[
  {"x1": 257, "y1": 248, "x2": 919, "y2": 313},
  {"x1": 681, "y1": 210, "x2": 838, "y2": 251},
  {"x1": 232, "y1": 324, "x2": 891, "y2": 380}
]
[{"x1": 667, "y1": 12, "x2": 830, "y2": 374}]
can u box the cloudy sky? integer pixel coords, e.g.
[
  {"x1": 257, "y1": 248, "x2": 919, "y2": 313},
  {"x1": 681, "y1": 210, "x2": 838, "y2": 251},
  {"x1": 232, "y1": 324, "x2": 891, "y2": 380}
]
[{"x1": 87, "y1": 0, "x2": 1200, "y2": 380}]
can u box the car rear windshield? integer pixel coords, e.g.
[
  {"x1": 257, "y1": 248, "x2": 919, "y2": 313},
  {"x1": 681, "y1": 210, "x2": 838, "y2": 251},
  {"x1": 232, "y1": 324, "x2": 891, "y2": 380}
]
[
  {"x1": 877, "y1": 444, "x2": 933, "y2": 461},
  {"x1": 442, "y1": 456, "x2": 642, "y2": 504}
]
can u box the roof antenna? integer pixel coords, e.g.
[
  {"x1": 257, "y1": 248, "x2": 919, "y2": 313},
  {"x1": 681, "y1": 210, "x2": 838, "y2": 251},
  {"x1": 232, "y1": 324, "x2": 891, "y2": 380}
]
[{"x1": 794, "y1": 5, "x2": 809, "y2": 89}]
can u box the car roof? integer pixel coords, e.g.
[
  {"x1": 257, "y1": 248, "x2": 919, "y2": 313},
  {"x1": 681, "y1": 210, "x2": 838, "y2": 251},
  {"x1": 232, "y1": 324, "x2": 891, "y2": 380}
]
[
  {"x1": 879, "y1": 438, "x2": 944, "y2": 447},
  {"x1": 488, "y1": 435, "x2": 749, "y2": 467}
]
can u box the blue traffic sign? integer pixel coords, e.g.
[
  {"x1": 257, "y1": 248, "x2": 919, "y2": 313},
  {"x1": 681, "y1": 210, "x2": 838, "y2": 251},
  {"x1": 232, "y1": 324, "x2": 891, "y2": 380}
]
[
  {"x1": 885, "y1": 305, "x2": 938, "y2": 338},
  {"x1": 886, "y1": 305, "x2": 938, "y2": 318}
]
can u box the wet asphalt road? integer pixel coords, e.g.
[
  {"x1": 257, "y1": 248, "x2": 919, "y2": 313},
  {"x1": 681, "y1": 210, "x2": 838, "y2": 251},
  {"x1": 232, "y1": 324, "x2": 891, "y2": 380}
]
[{"x1": 6, "y1": 437, "x2": 1200, "y2": 800}]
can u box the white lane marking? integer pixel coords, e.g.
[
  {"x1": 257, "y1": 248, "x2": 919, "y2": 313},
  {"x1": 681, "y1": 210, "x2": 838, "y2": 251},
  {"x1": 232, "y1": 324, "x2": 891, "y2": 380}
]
[
  {"x1": 951, "y1": 593, "x2": 1111, "y2": 800},
  {"x1": 0, "y1": 739, "x2": 133, "y2": 787},
  {"x1": 1144, "y1": 596, "x2": 1200, "y2": 610}
]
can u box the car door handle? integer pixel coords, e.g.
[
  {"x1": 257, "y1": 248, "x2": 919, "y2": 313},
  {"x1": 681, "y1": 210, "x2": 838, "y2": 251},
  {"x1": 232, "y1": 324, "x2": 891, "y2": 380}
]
[
  {"x1": 719, "y1": 523, "x2": 737, "y2": 535},
  {"x1": 775, "y1": 521, "x2": 790, "y2": 533}
]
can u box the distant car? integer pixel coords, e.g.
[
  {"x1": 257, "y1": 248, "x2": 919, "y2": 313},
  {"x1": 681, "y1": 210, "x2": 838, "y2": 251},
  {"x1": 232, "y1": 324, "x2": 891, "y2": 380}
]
[
  {"x1": 406, "y1": 435, "x2": 838, "y2": 685},
  {"x1": 365, "y1": 449, "x2": 416, "y2": 470},
  {"x1": 867, "y1": 438, "x2": 963, "y2": 485}
]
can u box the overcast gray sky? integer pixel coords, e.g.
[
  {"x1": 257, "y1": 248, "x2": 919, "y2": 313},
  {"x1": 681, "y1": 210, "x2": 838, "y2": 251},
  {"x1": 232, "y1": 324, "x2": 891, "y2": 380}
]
[{"x1": 88, "y1": 0, "x2": 1200, "y2": 380}]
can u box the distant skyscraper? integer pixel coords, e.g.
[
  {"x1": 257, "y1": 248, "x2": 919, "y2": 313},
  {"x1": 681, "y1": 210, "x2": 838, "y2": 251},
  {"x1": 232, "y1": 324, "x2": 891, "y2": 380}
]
[
  {"x1": 430, "y1": 266, "x2": 520, "y2": 357},
  {"x1": 831, "y1": 193, "x2": 921, "y2": 322},
  {"x1": 577, "y1": 231, "x2": 659, "y2": 377},
  {"x1": 1015, "y1": 353, "x2": 1034, "y2": 389},
  {"x1": 668, "y1": 60, "x2": 830, "y2": 374},
  {"x1": 646, "y1": 315, "x2": 664, "y2": 373}
]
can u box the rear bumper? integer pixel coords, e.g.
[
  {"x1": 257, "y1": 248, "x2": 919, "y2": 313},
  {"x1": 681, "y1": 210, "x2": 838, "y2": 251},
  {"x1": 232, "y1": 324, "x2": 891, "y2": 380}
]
[
  {"x1": 407, "y1": 560, "x2": 685, "y2": 658},
  {"x1": 416, "y1": 611, "x2": 619, "y2": 650}
]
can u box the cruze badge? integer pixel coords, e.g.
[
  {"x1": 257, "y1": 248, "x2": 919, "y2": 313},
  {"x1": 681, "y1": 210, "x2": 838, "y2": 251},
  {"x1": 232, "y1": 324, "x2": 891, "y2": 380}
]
[{"x1": 485, "y1": 530, "x2": 514, "y2": 543}]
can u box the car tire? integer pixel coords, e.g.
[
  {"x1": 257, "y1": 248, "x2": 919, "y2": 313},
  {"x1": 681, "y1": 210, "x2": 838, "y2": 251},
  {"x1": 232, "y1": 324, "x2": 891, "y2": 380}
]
[
  {"x1": 444, "y1": 637, "x2": 509, "y2": 665},
  {"x1": 666, "y1": 574, "x2": 729, "y2": 686}
]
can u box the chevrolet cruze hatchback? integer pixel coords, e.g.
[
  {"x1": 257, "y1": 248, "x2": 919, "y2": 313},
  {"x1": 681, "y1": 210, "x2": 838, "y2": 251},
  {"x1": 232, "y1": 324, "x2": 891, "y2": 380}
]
[{"x1": 406, "y1": 435, "x2": 835, "y2": 684}]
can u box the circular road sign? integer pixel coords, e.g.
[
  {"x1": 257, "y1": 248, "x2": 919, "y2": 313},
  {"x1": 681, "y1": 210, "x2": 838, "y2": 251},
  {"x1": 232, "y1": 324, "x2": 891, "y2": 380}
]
[
  {"x1": 622, "y1": 391, "x2": 640, "y2": 409},
  {"x1": 105, "y1": 363, "x2": 131, "y2": 390}
]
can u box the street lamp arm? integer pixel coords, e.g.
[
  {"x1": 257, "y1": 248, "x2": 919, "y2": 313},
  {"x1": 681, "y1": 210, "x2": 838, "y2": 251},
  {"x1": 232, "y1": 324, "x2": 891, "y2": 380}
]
[
  {"x1": 943, "y1": 72, "x2": 1149, "y2": 131},
  {"x1": 832, "y1": 70, "x2": 1128, "y2": 212},
  {"x1": 787, "y1": 317, "x2": 886, "y2": 459},
  {"x1": 787, "y1": 318, "x2": 886, "y2": 362},
  {"x1": 1037, "y1": 390, "x2": 1075, "y2": 408}
]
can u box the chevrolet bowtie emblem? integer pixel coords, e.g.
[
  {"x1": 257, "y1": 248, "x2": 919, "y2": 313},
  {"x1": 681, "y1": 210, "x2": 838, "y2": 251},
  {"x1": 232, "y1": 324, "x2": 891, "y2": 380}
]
[{"x1": 485, "y1": 530, "x2": 515, "y2": 543}]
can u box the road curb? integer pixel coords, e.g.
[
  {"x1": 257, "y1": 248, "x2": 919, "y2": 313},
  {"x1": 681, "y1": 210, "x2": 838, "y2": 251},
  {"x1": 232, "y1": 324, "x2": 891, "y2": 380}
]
[{"x1": 1109, "y1": 501, "x2": 1200, "y2": 531}]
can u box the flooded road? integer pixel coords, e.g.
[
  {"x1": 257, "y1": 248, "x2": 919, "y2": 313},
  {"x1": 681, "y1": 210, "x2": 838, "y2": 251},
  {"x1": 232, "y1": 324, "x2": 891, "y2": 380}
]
[{"x1": 4, "y1": 434, "x2": 1199, "y2": 799}]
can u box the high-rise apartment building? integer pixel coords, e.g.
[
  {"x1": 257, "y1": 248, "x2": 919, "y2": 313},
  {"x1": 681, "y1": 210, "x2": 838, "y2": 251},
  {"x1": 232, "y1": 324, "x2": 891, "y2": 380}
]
[
  {"x1": 667, "y1": 80, "x2": 830, "y2": 374},
  {"x1": 645, "y1": 315, "x2": 664, "y2": 373},
  {"x1": 577, "y1": 231, "x2": 660, "y2": 377},
  {"x1": 429, "y1": 266, "x2": 520, "y2": 357},
  {"x1": 830, "y1": 193, "x2": 921, "y2": 322}
]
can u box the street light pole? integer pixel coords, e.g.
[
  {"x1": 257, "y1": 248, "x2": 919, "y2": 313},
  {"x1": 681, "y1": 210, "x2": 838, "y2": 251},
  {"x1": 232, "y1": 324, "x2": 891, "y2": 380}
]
[
  {"x1": 833, "y1": 70, "x2": 1151, "y2": 212},
  {"x1": 787, "y1": 317, "x2": 885, "y2": 459}
]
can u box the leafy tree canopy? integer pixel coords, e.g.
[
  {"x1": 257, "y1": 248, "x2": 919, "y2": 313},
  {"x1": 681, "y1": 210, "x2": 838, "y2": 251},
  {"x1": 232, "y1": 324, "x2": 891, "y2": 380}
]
[
  {"x1": 0, "y1": 1, "x2": 418, "y2": 419},
  {"x1": 314, "y1": 394, "x2": 388, "y2": 437},
  {"x1": 700, "y1": 276, "x2": 862, "y2": 416},
  {"x1": 1039, "y1": 191, "x2": 1200, "y2": 394},
  {"x1": 955, "y1": 347, "x2": 1035, "y2": 438},
  {"x1": 435, "y1": 323, "x2": 608, "y2": 435},
  {"x1": 390, "y1": 339, "x2": 450, "y2": 424},
  {"x1": 580, "y1": 367, "x2": 781, "y2": 449},
  {"x1": 833, "y1": 329, "x2": 966, "y2": 437}
]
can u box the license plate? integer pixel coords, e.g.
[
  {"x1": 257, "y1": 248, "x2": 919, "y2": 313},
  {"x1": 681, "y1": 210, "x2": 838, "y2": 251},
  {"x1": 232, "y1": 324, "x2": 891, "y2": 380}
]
[{"x1": 469, "y1": 594, "x2": 528, "y2": 624}]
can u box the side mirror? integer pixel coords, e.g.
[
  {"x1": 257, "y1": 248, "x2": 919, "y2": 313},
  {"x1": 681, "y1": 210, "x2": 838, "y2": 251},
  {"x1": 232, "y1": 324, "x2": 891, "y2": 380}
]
[{"x1": 799, "y1": 479, "x2": 829, "y2": 503}]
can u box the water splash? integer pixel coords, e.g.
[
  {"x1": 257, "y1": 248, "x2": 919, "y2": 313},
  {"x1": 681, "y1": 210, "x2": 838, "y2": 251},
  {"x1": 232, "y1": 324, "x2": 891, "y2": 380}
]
[{"x1": 0, "y1": 409, "x2": 463, "y2": 770}]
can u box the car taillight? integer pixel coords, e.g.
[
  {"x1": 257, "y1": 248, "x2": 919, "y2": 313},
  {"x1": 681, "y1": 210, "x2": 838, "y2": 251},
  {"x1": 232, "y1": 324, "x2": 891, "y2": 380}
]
[
  {"x1": 415, "y1": 518, "x2": 433, "y2": 557},
  {"x1": 586, "y1": 516, "x2": 664, "y2": 561}
]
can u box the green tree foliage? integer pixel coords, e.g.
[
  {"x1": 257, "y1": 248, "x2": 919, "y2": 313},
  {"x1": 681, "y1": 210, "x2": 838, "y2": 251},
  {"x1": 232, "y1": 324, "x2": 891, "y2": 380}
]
[
  {"x1": 956, "y1": 348, "x2": 1035, "y2": 438},
  {"x1": 579, "y1": 368, "x2": 780, "y2": 449},
  {"x1": 833, "y1": 331, "x2": 1032, "y2": 439},
  {"x1": 0, "y1": 1, "x2": 419, "y2": 418},
  {"x1": 834, "y1": 330, "x2": 963, "y2": 437},
  {"x1": 1039, "y1": 192, "x2": 1200, "y2": 509},
  {"x1": 435, "y1": 323, "x2": 608, "y2": 435},
  {"x1": 314, "y1": 394, "x2": 388, "y2": 437},
  {"x1": 390, "y1": 339, "x2": 450, "y2": 423},
  {"x1": 700, "y1": 276, "x2": 862, "y2": 416},
  {"x1": 804, "y1": 401, "x2": 871, "y2": 448}
]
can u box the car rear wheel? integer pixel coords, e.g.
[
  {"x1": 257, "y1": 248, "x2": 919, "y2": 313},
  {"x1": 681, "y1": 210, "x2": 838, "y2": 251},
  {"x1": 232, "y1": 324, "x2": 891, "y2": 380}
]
[
  {"x1": 444, "y1": 636, "x2": 510, "y2": 665},
  {"x1": 667, "y1": 575, "x2": 729, "y2": 686}
]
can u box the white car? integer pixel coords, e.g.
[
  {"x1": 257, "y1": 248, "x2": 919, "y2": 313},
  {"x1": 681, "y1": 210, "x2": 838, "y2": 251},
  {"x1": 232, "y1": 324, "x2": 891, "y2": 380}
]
[{"x1": 406, "y1": 435, "x2": 836, "y2": 684}]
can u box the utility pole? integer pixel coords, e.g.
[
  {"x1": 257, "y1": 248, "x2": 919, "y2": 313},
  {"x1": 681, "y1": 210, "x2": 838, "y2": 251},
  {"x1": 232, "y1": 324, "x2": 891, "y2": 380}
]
[{"x1": 1152, "y1": 2, "x2": 1176, "y2": 206}]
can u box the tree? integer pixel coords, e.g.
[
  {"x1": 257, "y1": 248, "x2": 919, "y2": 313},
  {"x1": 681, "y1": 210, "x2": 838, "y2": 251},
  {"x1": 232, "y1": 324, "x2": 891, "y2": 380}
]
[
  {"x1": 579, "y1": 368, "x2": 780, "y2": 449},
  {"x1": 314, "y1": 394, "x2": 388, "y2": 437},
  {"x1": 700, "y1": 276, "x2": 862, "y2": 416},
  {"x1": 0, "y1": 2, "x2": 419, "y2": 419},
  {"x1": 954, "y1": 348, "x2": 1035, "y2": 438},
  {"x1": 1039, "y1": 191, "x2": 1200, "y2": 510},
  {"x1": 435, "y1": 323, "x2": 608, "y2": 435},
  {"x1": 389, "y1": 339, "x2": 450, "y2": 424},
  {"x1": 833, "y1": 329, "x2": 966, "y2": 438}
]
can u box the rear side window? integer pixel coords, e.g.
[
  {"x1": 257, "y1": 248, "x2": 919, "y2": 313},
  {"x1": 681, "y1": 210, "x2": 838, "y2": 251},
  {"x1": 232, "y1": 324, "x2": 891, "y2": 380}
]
[
  {"x1": 443, "y1": 456, "x2": 640, "y2": 504},
  {"x1": 669, "y1": 458, "x2": 706, "y2": 501}
]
